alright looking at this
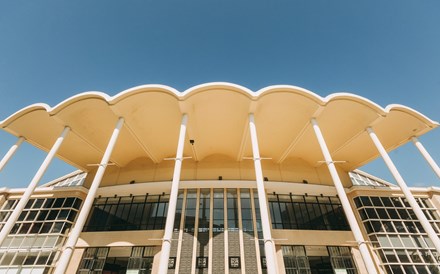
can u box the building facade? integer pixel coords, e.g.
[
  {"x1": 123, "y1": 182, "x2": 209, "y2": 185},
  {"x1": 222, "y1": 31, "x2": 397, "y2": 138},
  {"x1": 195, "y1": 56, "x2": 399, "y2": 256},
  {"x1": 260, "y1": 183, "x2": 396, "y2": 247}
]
[{"x1": 0, "y1": 83, "x2": 439, "y2": 274}]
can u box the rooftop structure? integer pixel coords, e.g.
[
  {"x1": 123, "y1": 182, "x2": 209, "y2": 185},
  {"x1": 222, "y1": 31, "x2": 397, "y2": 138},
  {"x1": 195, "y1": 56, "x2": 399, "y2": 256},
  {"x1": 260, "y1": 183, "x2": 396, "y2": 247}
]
[{"x1": 0, "y1": 83, "x2": 439, "y2": 274}]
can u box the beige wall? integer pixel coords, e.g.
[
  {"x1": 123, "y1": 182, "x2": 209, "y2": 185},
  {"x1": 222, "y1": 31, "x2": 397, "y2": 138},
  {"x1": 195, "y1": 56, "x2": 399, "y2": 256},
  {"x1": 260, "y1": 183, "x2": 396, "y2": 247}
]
[
  {"x1": 77, "y1": 231, "x2": 164, "y2": 247},
  {"x1": 85, "y1": 155, "x2": 353, "y2": 188}
]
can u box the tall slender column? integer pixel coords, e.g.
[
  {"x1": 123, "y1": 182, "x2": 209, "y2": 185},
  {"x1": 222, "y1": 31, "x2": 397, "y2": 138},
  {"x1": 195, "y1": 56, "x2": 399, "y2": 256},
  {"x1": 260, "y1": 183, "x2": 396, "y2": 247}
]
[
  {"x1": 54, "y1": 118, "x2": 124, "y2": 274},
  {"x1": 158, "y1": 114, "x2": 188, "y2": 274},
  {"x1": 412, "y1": 137, "x2": 440, "y2": 179},
  {"x1": 0, "y1": 127, "x2": 70, "y2": 245},
  {"x1": 0, "y1": 136, "x2": 25, "y2": 172},
  {"x1": 248, "y1": 113, "x2": 278, "y2": 274},
  {"x1": 311, "y1": 119, "x2": 377, "y2": 274},
  {"x1": 367, "y1": 127, "x2": 440, "y2": 254}
]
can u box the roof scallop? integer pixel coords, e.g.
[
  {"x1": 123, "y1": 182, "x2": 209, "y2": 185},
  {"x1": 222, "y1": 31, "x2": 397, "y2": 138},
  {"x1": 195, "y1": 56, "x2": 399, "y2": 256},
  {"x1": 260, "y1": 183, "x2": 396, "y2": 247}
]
[{"x1": 0, "y1": 82, "x2": 438, "y2": 172}]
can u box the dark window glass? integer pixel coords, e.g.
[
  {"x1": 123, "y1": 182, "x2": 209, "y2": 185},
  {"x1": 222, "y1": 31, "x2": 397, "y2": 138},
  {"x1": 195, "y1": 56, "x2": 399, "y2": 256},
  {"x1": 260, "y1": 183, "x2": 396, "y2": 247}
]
[
  {"x1": 58, "y1": 210, "x2": 69, "y2": 220},
  {"x1": 18, "y1": 211, "x2": 27, "y2": 221},
  {"x1": 381, "y1": 197, "x2": 393, "y2": 207},
  {"x1": 73, "y1": 198, "x2": 82, "y2": 209},
  {"x1": 365, "y1": 208, "x2": 378, "y2": 219},
  {"x1": 391, "y1": 198, "x2": 403, "y2": 207},
  {"x1": 354, "y1": 197, "x2": 362, "y2": 208},
  {"x1": 227, "y1": 189, "x2": 239, "y2": 230},
  {"x1": 84, "y1": 194, "x2": 168, "y2": 232},
  {"x1": 184, "y1": 190, "x2": 197, "y2": 232},
  {"x1": 47, "y1": 210, "x2": 59, "y2": 220},
  {"x1": 37, "y1": 210, "x2": 49, "y2": 221},
  {"x1": 10, "y1": 223, "x2": 20, "y2": 234},
  {"x1": 387, "y1": 208, "x2": 399, "y2": 219},
  {"x1": 32, "y1": 199, "x2": 44, "y2": 209},
  {"x1": 54, "y1": 198, "x2": 65, "y2": 208},
  {"x1": 173, "y1": 191, "x2": 184, "y2": 231},
  {"x1": 26, "y1": 211, "x2": 38, "y2": 221},
  {"x1": 198, "y1": 189, "x2": 210, "y2": 231},
  {"x1": 360, "y1": 197, "x2": 372, "y2": 206},
  {"x1": 64, "y1": 197, "x2": 75, "y2": 207},
  {"x1": 40, "y1": 223, "x2": 53, "y2": 233},
  {"x1": 3, "y1": 200, "x2": 16, "y2": 210},
  {"x1": 269, "y1": 194, "x2": 349, "y2": 231},
  {"x1": 30, "y1": 222, "x2": 43, "y2": 233},
  {"x1": 376, "y1": 208, "x2": 388, "y2": 219},
  {"x1": 19, "y1": 223, "x2": 31, "y2": 234},
  {"x1": 52, "y1": 222, "x2": 64, "y2": 233},
  {"x1": 25, "y1": 199, "x2": 34, "y2": 209},
  {"x1": 354, "y1": 196, "x2": 440, "y2": 271},
  {"x1": 213, "y1": 189, "x2": 224, "y2": 233},
  {"x1": 240, "y1": 189, "x2": 254, "y2": 232}
]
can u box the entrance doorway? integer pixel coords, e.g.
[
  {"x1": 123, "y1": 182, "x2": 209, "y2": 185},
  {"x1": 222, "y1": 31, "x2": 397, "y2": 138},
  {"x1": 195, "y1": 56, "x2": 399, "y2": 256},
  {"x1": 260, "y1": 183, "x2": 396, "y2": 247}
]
[
  {"x1": 308, "y1": 256, "x2": 333, "y2": 274},
  {"x1": 103, "y1": 257, "x2": 129, "y2": 274}
]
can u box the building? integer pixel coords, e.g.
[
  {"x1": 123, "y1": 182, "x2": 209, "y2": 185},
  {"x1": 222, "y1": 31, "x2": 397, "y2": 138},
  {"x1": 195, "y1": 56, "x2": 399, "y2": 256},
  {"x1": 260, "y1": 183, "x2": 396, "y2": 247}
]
[{"x1": 0, "y1": 83, "x2": 439, "y2": 274}]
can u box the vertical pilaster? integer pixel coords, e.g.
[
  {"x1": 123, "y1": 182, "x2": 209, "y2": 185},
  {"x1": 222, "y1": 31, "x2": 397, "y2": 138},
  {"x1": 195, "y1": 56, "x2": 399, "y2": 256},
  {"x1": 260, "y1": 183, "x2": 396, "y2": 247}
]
[
  {"x1": 412, "y1": 137, "x2": 440, "y2": 179},
  {"x1": 0, "y1": 127, "x2": 69, "y2": 245},
  {"x1": 54, "y1": 118, "x2": 124, "y2": 274},
  {"x1": 311, "y1": 119, "x2": 377, "y2": 274},
  {"x1": 250, "y1": 190, "x2": 263, "y2": 274},
  {"x1": 0, "y1": 136, "x2": 25, "y2": 172},
  {"x1": 159, "y1": 114, "x2": 188, "y2": 274},
  {"x1": 174, "y1": 189, "x2": 187, "y2": 273},
  {"x1": 237, "y1": 188, "x2": 246, "y2": 274},
  {"x1": 248, "y1": 113, "x2": 278, "y2": 274},
  {"x1": 208, "y1": 188, "x2": 213, "y2": 274},
  {"x1": 191, "y1": 188, "x2": 201, "y2": 274},
  {"x1": 368, "y1": 127, "x2": 440, "y2": 254},
  {"x1": 224, "y1": 188, "x2": 229, "y2": 273}
]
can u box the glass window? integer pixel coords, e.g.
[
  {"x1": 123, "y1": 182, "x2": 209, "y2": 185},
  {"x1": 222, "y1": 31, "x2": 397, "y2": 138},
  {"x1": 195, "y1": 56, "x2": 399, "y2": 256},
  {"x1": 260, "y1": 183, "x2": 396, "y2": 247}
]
[
  {"x1": 83, "y1": 193, "x2": 169, "y2": 232},
  {"x1": 268, "y1": 194, "x2": 349, "y2": 231},
  {"x1": 184, "y1": 190, "x2": 197, "y2": 232},
  {"x1": 354, "y1": 196, "x2": 440, "y2": 271},
  {"x1": 240, "y1": 189, "x2": 254, "y2": 232},
  {"x1": 227, "y1": 189, "x2": 238, "y2": 230},
  {"x1": 282, "y1": 245, "x2": 311, "y2": 273},
  {"x1": 328, "y1": 246, "x2": 358, "y2": 273},
  {"x1": 213, "y1": 189, "x2": 224, "y2": 233},
  {"x1": 173, "y1": 191, "x2": 184, "y2": 231},
  {"x1": 198, "y1": 189, "x2": 210, "y2": 231}
]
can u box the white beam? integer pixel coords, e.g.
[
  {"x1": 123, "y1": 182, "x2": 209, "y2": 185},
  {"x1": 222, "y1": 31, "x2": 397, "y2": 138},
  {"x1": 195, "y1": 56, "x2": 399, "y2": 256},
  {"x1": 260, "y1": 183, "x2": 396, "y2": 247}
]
[
  {"x1": 0, "y1": 136, "x2": 25, "y2": 172},
  {"x1": 158, "y1": 114, "x2": 188, "y2": 274},
  {"x1": 54, "y1": 118, "x2": 124, "y2": 274},
  {"x1": 312, "y1": 119, "x2": 378, "y2": 274},
  {"x1": 367, "y1": 127, "x2": 440, "y2": 254},
  {"x1": 412, "y1": 137, "x2": 440, "y2": 179},
  {"x1": 0, "y1": 127, "x2": 70, "y2": 245},
  {"x1": 249, "y1": 113, "x2": 278, "y2": 274}
]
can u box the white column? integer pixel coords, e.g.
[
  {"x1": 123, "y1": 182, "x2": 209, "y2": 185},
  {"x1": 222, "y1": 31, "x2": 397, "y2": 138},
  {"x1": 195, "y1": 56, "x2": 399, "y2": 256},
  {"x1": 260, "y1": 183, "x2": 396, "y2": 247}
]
[
  {"x1": 412, "y1": 137, "x2": 440, "y2": 179},
  {"x1": 0, "y1": 127, "x2": 70, "y2": 245},
  {"x1": 54, "y1": 118, "x2": 124, "y2": 274},
  {"x1": 311, "y1": 119, "x2": 378, "y2": 274},
  {"x1": 248, "y1": 113, "x2": 278, "y2": 274},
  {"x1": 158, "y1": 114, "x2": 188, "y2": 274},
  {"x1": 367, "y1": 127, "x2": 440, "y2": 253},
  {"x1": 0, "y1": 136, "x2": 25, "y2": 172}
]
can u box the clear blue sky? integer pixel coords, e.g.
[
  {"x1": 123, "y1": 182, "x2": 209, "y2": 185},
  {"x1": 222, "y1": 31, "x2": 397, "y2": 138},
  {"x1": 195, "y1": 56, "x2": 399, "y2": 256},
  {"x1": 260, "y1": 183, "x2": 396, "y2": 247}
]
[{"x1": 0, "y1": 1, "x2": 439, "y2": 188}]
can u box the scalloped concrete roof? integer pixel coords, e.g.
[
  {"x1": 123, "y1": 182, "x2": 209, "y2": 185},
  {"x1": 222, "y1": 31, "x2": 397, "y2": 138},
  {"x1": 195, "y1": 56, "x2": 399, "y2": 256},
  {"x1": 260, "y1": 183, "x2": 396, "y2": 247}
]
[{"x1": 1, "y1": 82, "x2": 438, "y2": 173}]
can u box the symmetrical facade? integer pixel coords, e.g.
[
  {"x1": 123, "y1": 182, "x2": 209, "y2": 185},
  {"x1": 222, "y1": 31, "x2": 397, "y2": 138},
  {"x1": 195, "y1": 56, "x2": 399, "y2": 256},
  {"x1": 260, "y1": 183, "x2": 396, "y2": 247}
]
[{"x1": 0, "y1": 83, "x2": 439, "y2": 274}]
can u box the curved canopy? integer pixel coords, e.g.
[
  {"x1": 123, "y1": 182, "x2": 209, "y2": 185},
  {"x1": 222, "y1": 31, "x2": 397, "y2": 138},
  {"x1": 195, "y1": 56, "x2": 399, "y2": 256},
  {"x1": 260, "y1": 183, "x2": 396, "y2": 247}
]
[{"x1": 0, "y1": 82, "x2": 438, "y2": 173}]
